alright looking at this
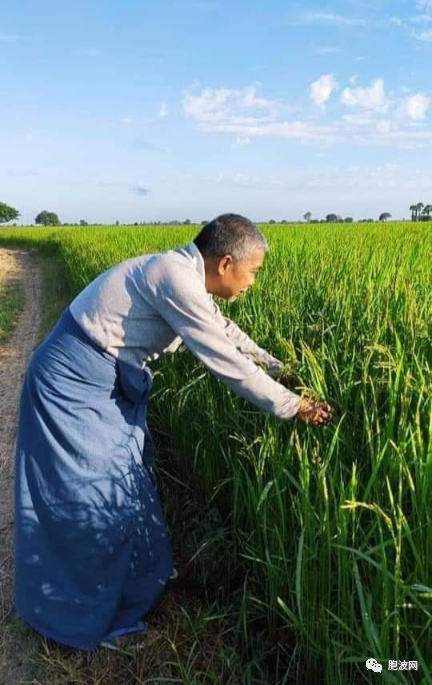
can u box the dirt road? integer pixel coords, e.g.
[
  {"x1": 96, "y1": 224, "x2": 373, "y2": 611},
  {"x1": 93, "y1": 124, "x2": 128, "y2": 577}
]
[{"x1": 0, "y1": 248, "x2": 42, "y2": 683}]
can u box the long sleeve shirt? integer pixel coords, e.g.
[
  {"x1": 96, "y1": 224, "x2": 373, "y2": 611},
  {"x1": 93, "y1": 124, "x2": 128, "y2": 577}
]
[{"x1": 69, "y1": 240, "x2": 301, "y2": 420}]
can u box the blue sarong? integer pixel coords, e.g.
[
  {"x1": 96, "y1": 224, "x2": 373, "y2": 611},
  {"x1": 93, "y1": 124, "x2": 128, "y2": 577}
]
[{"x1": 13, "y1": 307, "x2": 174, "y2": 650}]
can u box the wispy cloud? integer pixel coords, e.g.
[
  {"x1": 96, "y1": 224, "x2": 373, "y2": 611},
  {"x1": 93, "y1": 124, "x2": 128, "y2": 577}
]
[
  {"x1": 183, "y1": 85, "x2": 284, "y2": 126},
  {"x1": 232, "y1": 137, "x2": 251, "y2": 147},
  {"x1": 411, "y1": 13, "x2": 432, "y2": 22},
  {"x1": 412, "y1": 28, "x2": 432, "y2": 40},
  {"x1": 410, "y1": 0, "x2": 432, "y2": 37},
  {"x1": 416, "y1": 0, "x2": 432, "y2": 14},
  {"x1": 299, "y1": 11, "x2": 366, "y2": 27},
  {"x1": 213, "y1": 164, "x2": 432, "y2": 193},
  {"x1": 132, "y1": 139, "x2": 160, "y2": 152},
  {"x1": 0, "y1": 33, "x2": 20, "y2": 42},
  {"x1": 315, "y1": 46, "x2": 343, "y2": 55},
  {"x1": 158, "y1": 102, "x2": 168, "y2": 118},
  {"x1": 132, "y1": 185, "x2": 150, "y2": 196}
]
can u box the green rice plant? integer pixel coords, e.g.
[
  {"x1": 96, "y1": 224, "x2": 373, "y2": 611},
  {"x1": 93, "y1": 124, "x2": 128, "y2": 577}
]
[{"x1": 1, "y1": 221, "x2": 431, "y2": 682}]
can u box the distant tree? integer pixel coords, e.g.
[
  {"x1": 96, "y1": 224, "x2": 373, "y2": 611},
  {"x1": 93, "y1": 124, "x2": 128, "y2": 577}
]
[
  {"x1": 379, "y1": 212, "x2": 391, "y2": 222},
  {"x1": 35, "y1": 210, "x2": 60, "y2": 226},
  {"x1": 415, "y1": 202, "x2": 424, "y2": 221},
  {"x1": 79, "y1": 219, "x2": 88, "y2": 226},
  {"x1": 268, "y1": 219, "x2": 276, "y2": 224},
  {"x1": 344, "y1": 217, "x2": 354, "y2": 223},
  {"x1": 303, "y1": 211, "x2": 312, "y2": 222},
  {"x1": 115, "y1": 220, "x2": 120, "y2": 226},
  {"x1": 409, "y1": 204, "x2": 418, "y2": 222},
  {"x1": 326, "y1": 213, "x2": 338, "y2": 222},
  {"x1": 281, "y1": 219, "x2": 287, "y2": 223},
  {"x1": 421, "y1": 204, "x2": 432, "y2": 220},
  {"x1": 201, "y1": 220, "x2": 208, "y2": 225},
  {"x1": 0, "y1": 201, "x2": 20, "y2": 224},
  {"x1": 184, "y1": 218, "x2": 191, "y2": 225}
]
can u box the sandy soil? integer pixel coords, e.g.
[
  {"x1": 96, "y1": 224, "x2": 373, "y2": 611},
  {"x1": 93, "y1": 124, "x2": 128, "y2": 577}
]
[{"x1": 0, "y1": 248, "x2": 42, "y2": 683}]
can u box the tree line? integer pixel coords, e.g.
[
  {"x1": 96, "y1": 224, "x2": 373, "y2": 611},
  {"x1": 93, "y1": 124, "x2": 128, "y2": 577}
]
[
  {"x1": 302, "y1": 212, "x2": 391, "y2": 223},
  {"x1": 0, "y1": 204, "x2": 60, "y2": 226},
  {"x1": 1, "y1": 199, "x2": 432, "y2": 226},
  {"x1": 409, "y1": 203, "x2": 432, "y2": 221}
]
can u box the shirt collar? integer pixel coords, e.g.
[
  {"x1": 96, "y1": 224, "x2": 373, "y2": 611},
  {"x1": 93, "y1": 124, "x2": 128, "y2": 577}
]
[{"x1": 176, "y1": 241, "x2": 206, "y2": 283}]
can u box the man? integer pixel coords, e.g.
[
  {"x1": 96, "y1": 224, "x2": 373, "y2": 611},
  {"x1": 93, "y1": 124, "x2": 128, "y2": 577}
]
[{"x1": 14, "y1": 213, "x2": 332, "y2": 653}]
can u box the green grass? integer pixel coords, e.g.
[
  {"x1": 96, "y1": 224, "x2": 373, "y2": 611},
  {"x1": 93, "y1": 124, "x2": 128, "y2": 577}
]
[
  {"x1": 1, "y1": 222, "x2": 431, "y2": 684},
  {"x1": 0, "y1": 280, "x2": 24, "y2": 344}
]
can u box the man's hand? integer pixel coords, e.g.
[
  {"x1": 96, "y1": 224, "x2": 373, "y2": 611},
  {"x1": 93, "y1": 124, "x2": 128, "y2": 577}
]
[{"x1": 296, "y1": 397, "x2": 333, "y2": 427}]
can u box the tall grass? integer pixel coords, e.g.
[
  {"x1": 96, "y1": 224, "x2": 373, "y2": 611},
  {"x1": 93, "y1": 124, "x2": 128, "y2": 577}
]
[{"x1": 1, "y1": 222, "x2": 431, "y2": 683}]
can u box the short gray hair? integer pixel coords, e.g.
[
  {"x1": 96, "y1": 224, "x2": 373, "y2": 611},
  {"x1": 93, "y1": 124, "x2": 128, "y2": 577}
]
[{"x1": 193, "y1": 213, "x2": 268, "y2": 261}]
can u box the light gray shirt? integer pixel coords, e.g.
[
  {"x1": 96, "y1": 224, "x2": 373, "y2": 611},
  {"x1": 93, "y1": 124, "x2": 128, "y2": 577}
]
[{"x1": 69, "y1": 241, "x2": 301, "y2": 420}]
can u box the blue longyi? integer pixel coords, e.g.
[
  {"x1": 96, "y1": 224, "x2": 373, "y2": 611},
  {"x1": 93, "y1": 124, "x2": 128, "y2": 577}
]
[{"x1": 13, "y1": 307, "x2": 173, "y2": 650}]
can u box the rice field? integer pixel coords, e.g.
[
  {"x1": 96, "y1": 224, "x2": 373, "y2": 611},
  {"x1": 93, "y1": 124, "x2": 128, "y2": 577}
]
[{"x1": 1, "y1": 221, "x2": 431, "y2": 683}]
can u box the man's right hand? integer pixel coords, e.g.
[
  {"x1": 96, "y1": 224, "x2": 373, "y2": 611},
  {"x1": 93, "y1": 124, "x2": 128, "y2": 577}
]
[{"x1": 296, "y1": 397, "x2": 333, "y2": 427}]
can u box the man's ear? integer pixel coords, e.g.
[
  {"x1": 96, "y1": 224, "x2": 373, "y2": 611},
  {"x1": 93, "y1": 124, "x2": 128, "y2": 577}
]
[{"x1": 218, "y1": 254, "x2": 233, "y2": 275}]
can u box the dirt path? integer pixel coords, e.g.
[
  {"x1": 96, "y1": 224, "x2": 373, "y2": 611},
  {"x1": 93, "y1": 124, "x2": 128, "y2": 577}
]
[{"x1": 0, "y1": 248, "x2": 42, "y2": 683}]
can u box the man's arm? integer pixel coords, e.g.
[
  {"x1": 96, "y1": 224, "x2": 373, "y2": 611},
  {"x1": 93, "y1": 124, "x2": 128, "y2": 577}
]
[
  {"x1": 210, "y1": 297, "x2": 284, "y2": 379},
  {"x1": 143, "y1": 258, "x2": 300, "y2": 420}
]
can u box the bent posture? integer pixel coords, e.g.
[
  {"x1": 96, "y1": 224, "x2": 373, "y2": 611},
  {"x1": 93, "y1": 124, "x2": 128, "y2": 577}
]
[{"x1": 14, "y1": 214, "x2": 332, "y2": 651}]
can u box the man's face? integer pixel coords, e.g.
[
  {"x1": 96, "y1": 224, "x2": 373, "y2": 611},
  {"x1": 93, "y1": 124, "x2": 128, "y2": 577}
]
[{"x1": 205, "y1": 248, "x2": 265, "y2": 300}]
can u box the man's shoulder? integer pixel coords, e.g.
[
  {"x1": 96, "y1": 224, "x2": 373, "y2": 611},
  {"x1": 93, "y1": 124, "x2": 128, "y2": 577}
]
[
  {"x1": 144, "y1": 246, "x2": 197, "y2": 282},
  {"x1": 111, "y1": 246, "x2": 189, "y2": 274}
]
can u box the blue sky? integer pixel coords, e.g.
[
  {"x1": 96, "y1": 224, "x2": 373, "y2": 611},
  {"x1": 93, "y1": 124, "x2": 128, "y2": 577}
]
[{"x1": 1, "y1": 0, "x2": 432, "y2": 224}]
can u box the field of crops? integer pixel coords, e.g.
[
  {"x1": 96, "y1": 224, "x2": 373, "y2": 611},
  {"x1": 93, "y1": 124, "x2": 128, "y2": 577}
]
[{"x1": 1, "y1": 222, "x2": 431, "y2": 683}]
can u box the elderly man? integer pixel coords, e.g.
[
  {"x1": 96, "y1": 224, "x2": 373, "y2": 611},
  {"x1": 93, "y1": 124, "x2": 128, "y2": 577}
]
[{"x1": 13, "y1": 213, "x2": 332, "y2": 653}]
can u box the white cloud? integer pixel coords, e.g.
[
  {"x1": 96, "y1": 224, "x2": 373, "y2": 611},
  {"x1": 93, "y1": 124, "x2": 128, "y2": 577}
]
[
  {"x1": 416, "y1": 0, "x2": 432, "y2": 13},
  {"x1": 233, "y1": 137, "x2": 251, "y2": 147},
  {"x1": 340, "y1": 78, "x2": 387, "y2": 110},
  {"x1": 412, "y1": 28, "x2": 432, "y2": 40},
  {"x1": 400, "y1": 93, "x2": 431, "y2": 120},
  {"x1": 411, "y1": 13, "x2": 432, "y2": 23},
  {"x1": 309, "y1": 74, "x2": 339, "y2": 107},
  {"x1": 158, "y1": 102, "x2": 168, "y2": 118},
  {"x1": 183, "y1": 85, "x2": 282, "y2": 126},
  {"x1": 182, "y1": 80, "x2": 432, "y2": 149},
  {"x1": 411, "y1": 1, "x2": 432, "y2": 35},
  {"x1": 208, "y1": 119, "x2": 337, "y2": 145},
  {"x1": 300, "y1": 12, "x2": 365, "y2": 26},
  {"x1": 183, "y1": 89, "x2": 337, "y2": 141},
  {"x1": 121, "y1": 115, "x2": 135, "y2": 125}
]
